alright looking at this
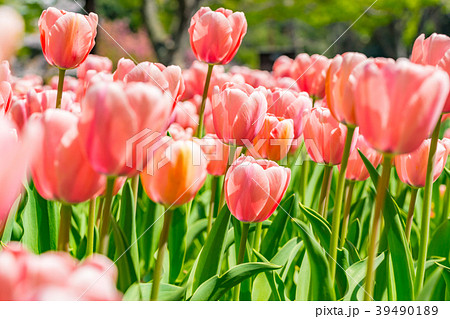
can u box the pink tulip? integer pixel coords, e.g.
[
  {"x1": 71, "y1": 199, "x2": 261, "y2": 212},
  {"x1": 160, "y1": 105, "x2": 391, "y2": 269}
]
[
  {"x1": 395, "y1": 138, "x2": 450, "y2": 188},
  {"x1": 189, "y1": 7, "x2": 247, "y2": 65},
  {"x1": 225, "y1": 155, "x2": 290, "y2": 222},
  {"x1": 212, "y1": 82, "x2": 267, "y2": 146},
  {"x1": 354, "y1": 58, "x2": 450, "y2": 154},
  {"x1": 168, "y1": 123, "x2": 194, "y2": 141},
  {"x1": 272, "y1": 55, "x2": 294, "y2": 78},
  {"x1": 0, "y1": 243, "x2": 121, "y2": 301},
  {"x1": 0, "y1": 81, "x2": 12, "y2": 113},
  {"x1": 172, "y1": 100, "x2": 199, "y2": 131},
  {"x1": 197, "y1": 133, "x2": 237, "y2": 176},
  {"x1": 39, "y1": 7, "x2": 98, "y2": 69},
  {"x1": 79, "y1": 82, "x2": 173, "y2": 176},
  {"x1": 0, "y1": 60, "x2": 11, "y2": 82},
  {"x1": 77, "y1": 54, "x2": 113, "y2": 80},
  {"x1": 0, "y1": 6, "x2": 24, "y2": 61},
  {"x1": 30, "y1": 109, "x2": 105, "y2": 203},
  {"x1": 0, "y1": 117, "x2": 35, "y2": 229},
  {"x1": 250, "y1": 114, "x2": 294, "y2": 161},
  {"x1": 112, "y1": 58, "x2": 136, "y2": 81},
  {"x1": 303, "y1": 106, "x2": 357, "y2": 165},
  {"x1": 265, "y1": 88, "x2": 312, "y2": 139},
  {"x1": 230, "y1": 66, "x2": 275, "y2": 88},
  {"x1": 49, "y1": 75, "x2": 79, "y2": 92},
  {"x1": 326, "y1": 52, "x2": 367, "y2": 125},
  {"x1": 181, "y1": 61, "x2": 227, "y2": 100},
  {"x1": 140, "y1": 137, "x2": 207, "y2": 207},
  {"x1": 291, "y1": 53, "x2": 331, "y2": 98},
  {"x1": 341, "y1": 135, "x2": 382, "y2": 181}
]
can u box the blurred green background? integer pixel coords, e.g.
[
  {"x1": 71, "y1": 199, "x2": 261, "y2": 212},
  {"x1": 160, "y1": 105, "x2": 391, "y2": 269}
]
[{"x1": 4, "y1": 0, "x2": 450, "y2": 71}]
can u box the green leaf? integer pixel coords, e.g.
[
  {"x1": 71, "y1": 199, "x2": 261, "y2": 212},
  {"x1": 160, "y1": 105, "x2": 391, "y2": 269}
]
[
  {"x1": 297, "y1": 202, "x2": 331, "y2": 250},
  {"x1": 252, "y1": 249, "x2": 286, "y2": 301},
  {"x1": 428, "y1": 218, "x2": 450, "y2": 262},
  {"x1": 186, "y1": 218, "x2": 207, "y2": 250},
  {"x1": 1, "y1": 196, "x2": 22, "y2": 243},
  {"x1": 296, "y1": 252, "x2": 310, "y2": 300},
  {"x1": 436, "y1": 263, "x2": 450, "y2": 301},
  {"x1": 260, "y1": 194, "x2": 296, "y2": 259},
  {"x1": 110, "y1": 218, "x2": 138, "y2": 292},
  {"x1": 193, "y1": 204, "x2": 231, "y2": 291},
  {"x1": 191, "y1": 262, "x2": 281, "y2": 301},
  {"x1": 168, "y1": 205, "x2": 187, "y2": 283},
  {"x1": 296, "y1": 219, "x2": 335, "y2": 300},
  {"x1": 359, "y1": 150, "x2": 415, "y2": 301},
  {"x1": 123, "y1": 282, "x2": 185, "y2": 301}
]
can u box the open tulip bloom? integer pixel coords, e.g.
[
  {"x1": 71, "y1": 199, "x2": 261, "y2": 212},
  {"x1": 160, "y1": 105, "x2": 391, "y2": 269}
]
[{"x1": 2, "y1": 4, "x2": 450, "y2": 305}]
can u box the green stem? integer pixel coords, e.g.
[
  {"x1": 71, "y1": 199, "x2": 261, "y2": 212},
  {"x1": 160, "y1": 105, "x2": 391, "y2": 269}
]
[
  {"x1": 150, "y1": 209, "x2": 173, "y2": 301},
  {"x1": 252, "y1": 222, "x2": 263, "y2": 262},
  {"x1": 195, "y1": 64, "x2": 214, "y2": 138},
  {"x1": 442, "y1": 177, "x2": 450, "y2": 224},
  {"x1": 339, "y1": 180, "x2": 355, "y2": 248},
  {"x1": 58, "y1": 204, "x2": 72, "y2": 252},
  {"x1": 98, "y1": 176, "x2": 116, "y2": 254},
  {"x1": 56, "y1": 68, "x2": 66, "y2": 109},
  {"x1": 207, "y1": 176, "x2": 219, "y2": 233},
  {"x1": 219, "y1": 145, "x2": 238, "y2": 209},
  {"x1": 318, "y1": 165, "x2": 333, "y2": 217},
  {"x1": 329, "y1": 125, "x2": 355, "y2": 282},
  {"x1": 415, "y1": 116, "x2": 442, "y2": 296},
  {"x1": 131, "y1": 175, "x2": 139, "y2": 206},
  {"x1": 364, "y1": 155, "x2": 393, "y2": 301},
  {"x1": 86, "y1": 198, "x2": 96, "y2": 256},
  {"x1": 233, "y1": 222, "x2": 250, "y2": 301},
  {"x1": 300, "y1": 157, "x2": 308, "y2": 203},
  {"x1": 405, "y1": 187, "x2": 418, "y2": 243}
]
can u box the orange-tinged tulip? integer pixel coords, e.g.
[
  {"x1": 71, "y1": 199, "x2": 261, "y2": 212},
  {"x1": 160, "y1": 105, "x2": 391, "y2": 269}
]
[
  {"x1": 140, "y1": 137, "x2": 207, "y2": 207},
  {"x1": 326, "y1": 52, "x2": 367, "y2": 125},
  {"x1": 39, "y1": 7, "x2": 98, "y2": 69},
  {"x1": 395, "y1": 138, "x2": 450, "y2": 188},
  {"x1": 189, "y1": 7, "x2": 247, "y2": 65},
  {"x1": 225, "y1": 155, "x2": 290, "y2": 222}
]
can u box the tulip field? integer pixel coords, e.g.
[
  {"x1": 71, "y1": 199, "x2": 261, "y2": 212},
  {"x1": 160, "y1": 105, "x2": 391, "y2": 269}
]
[{"x1": 1, "y1": 4, "x2": 450, "y2": 303}]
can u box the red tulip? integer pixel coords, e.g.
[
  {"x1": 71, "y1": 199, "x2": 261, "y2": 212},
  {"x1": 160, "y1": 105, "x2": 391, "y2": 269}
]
[
  {"x1": 30, "y1": 109, "x2": 105, "y2": 203},
  {"x1": 225, "y1": 156, "x2": 290, "y2": 222},
  {"x1": 395, "y1": 138, "x2": 450, "y2": 188},
  {"x1": 250, "y1": 114, "x2": 294, "y2": 161},
  {"x1": 354, "y1": 58, "x2": 450, "y2": 154},
  {"x1": 79, "y1": 82, "x2": 173, "y2": 176},
  {"x1": 212, "y1": 82, "x2": 267, "y2": 146},
  {"x1": 291, "y1": 53, "x2": 331, "y2": 98},
  {"x1": 39, "y1": 7, "x2": 98, "y2": 69},
  {"x1": 140, "y1": 137, "x2": 207, "y2": 207},
  {"x1": 303, "y1": 106, "x2": 357, "y2": 165},
  {"x1": 265, "y1": 88, "x2": 312, "y2": 139},
  {"x1": 341, "y1": 135, "x2": 382, "y2": 182},
  {"x1": 189, "y1": 7, "x2": 247, "y2": 65},
  {"x1": 326, "y1": 52, "x2": 367, "y2": 125}
]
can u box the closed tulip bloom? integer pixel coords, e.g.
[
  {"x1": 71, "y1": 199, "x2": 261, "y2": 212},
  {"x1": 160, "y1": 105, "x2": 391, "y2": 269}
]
[
  {"x1": 79, "y1": 82, "x2": 173, "y2": 176},
  {"x1": 265, "y1": 88, "x2": 312, "y2": 139},
  {"x1": 112, "y1": 58, "x2": 136, "y2": 82},
  {"x1": 354, "y1": 58, "x2": 450, "y2": 155},
  {"x1": 326, "y1": 52, "x2": 367, "y2": 125},
  {"x1": 225, "y1": 156, "x2": 291, "y2": 223},
  {"x1": 395, "y1": 138, "x2": 450, "y2": 188},
  {"x1": 291, "y1": 53, "x2": 331, "y2": 98},
  {"x1": 140, "y1": 137, "x2": 207, "y2": 207},
  {"x1": 342, "y1": 135, "x2": 382, "y2": 181},
  {"x1": 212, "y1": 83, "x2": 267, "y2": 146},
  {"x1": 411, "y1": 33, "x2": 450, "y2": 113},
  {"x1": 189, "y1": 7, "x2": 247, "y2": 65},
  {"x1": 250, "y1": 114, "x2": 294, "y2": 161},
  {"x1": 303, "y1": 106, "x2": 357, "y2": 165},
  {"x1": 77, "y1": 54, "x2": 113, "y2": 80},
  {"x1": 272, "y1": 55, "x2": 294, "y2": 78},
  {"x1": 0, "y1": 117, "x2": 34, "y2": 228},
  {"x1": 172, "y1": 100, "x2": 199, "y2": 131},
  {"x1": 39, "y1": 7, "x2": 98, "y2": 69},
  {"x1": 30, "y1": 109, "x2": 105, "y2": 204}
]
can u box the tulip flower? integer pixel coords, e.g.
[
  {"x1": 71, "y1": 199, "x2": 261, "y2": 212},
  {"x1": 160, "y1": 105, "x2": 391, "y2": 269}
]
[
  {"x1": 0, "y1": 81, "x2": 12, "y2": 114},
  {"x1": 211, "y1": 82, "x2": 267, "y2": 146},
  {"x1": 265, "y1": 88, "x2": 312, "y2": 139},
  {"x1": 249, "y1": 114, "x2": 294, "y2": 161},
  {"x1": 272, "y1": 55, "x2": 294, "y2": 79},
  {"x1": 326, "y1": 52, "x2": 367, "y2": 126},
  {"x1": 198, "y1": 134, "x2": 234, "y2": 177},
  {"x1": 77, "y1": 54, "x2": 113, "y2": 80},
  {"x1": 291, "y1": 53, "x2": 331, "y2": 98},
  {"x1": 0, "y1": 6, "x2": 24, "y2": 61},
  {"x1": 172, "y1": 100, "x2": 199, "y2": 132},
  {"x1": 0, "y1": 243, "x2": 121, "y2": 301},
  {"x1": 113, "y1": 58, "x2": 136, "y2": 82},
  {"x1": 189, "y1": 7, "x2": 247, "y2": 65}
]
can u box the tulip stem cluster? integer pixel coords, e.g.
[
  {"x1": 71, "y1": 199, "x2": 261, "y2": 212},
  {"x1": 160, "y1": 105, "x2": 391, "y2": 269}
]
[
  {"x1": 364, "y1": 155, "x2": 393, "y2": 301},
  {"x1": 151, "y1": 208, "x2": 174, "y2": 301},
  {"x1": 195, "y1": 64, "x2": 214, "y2": 138},
  {"x1": 55, "y1": 68, "x2": 66, "y2": 109},
  {"x1": 233, "y1": 221, "x2": 250, "y2": 301},
  {"x1": 339, "y1": 180, "x2": 355, "y2": 248},
  {"x1": 98, "y1": 177, "x2": 116, "y2": 254},
  {"x1": 405, "y1": 187, "x2": 418, "y2": 243},
  {"x1": 329, "y1": 125, "x2": 356, "y2": 282},
  {"x1": 415, "y1": 116, "x2": 442, "y2": 296},
  {"x1": 318, "y1": 165, "x2": 333, "y2": 217},
  {"x1": 57, "y1": 204, "x2": 72, "y2": 252}
]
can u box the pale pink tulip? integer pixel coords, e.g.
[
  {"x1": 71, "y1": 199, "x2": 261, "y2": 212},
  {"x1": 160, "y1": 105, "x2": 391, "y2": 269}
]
[
  {"x1": 272, "y1": 55, "x2": 294, "y2": 78},
  {"x1": 197, "y1": 133, "x2": 237, "y2": 176},
  {"x1": 291, "y1": 53, "x2": 331, "y2": 98},
  {"x1": 172, "y1": 100, "x2": 199, "y2": 131},
  {"x1": 77, "y1": 54, "x2": 113, "y2": 79},
  {"x1": 0, "y1": 6, "x2": 24, "y2": 61}
]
